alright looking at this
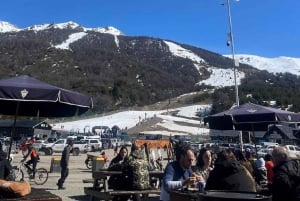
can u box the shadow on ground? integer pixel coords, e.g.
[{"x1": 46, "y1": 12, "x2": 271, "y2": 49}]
[{"x1": 69, "y1": 195, "x2": 91, "y2": 201}]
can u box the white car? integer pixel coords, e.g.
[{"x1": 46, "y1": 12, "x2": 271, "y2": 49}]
[
  {"x1": 84, "y1": 139, "x2": 102, "y2": 152},
  {"x1": 257, "y1": 148, "x2": 271, "y2": 158},
  {"x1": 284, "y1": 145, "x2": 300, "y2": 158}
]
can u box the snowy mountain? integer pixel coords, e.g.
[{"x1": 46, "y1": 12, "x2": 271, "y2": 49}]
[
  {"x1": 0, "y1": 20, "x2": 123, "y2": 35},
  {"x1": 1, "y1": 20, "x2": 299, "y2": 77},
  {"x1": 1, "y1": 19, "x2": 300, "y2": 113},
  {"x1": 224, "y1": 54, "x2": 300, "y2": 76},
  {"x1": 0, "y1": 21, "x2": 20, "y2": 32}
]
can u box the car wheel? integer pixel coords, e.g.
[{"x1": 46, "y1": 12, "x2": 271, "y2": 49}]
[{"x1": 45, "y1": 148, "x2": 53, "y2": 156}]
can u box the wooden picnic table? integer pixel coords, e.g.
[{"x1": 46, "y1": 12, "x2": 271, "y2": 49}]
[{"x1": 84, "y1": 170, "x2": 163, "y2": 201}]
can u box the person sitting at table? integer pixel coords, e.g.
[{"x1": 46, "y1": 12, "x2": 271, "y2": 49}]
[
  {"x1": 205, "y1": 149, "x2": 256, "y2": 192},
  {"x1": 107, "y1": 146, "x2": 129, "y2": 188},
  {"x1": 109, "y1": 146, "x2": 128, "y2": 168},
  {"x1": 192, "y1": 147, "x2": 213, "y2": 183},
  {"x1": 234, "y1": 149, "x2": 254, "y2": 176},
  {"x1": 160, "y1": 142, "x2": 201, "y2": 201}
]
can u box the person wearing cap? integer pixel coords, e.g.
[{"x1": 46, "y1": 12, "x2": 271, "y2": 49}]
[{"x1": 57, "y1": 140, "x2": 73, "y2": 190}]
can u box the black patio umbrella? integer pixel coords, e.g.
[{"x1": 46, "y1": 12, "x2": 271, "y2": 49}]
[
  {"x1": 204, "y1": 103, "x2": 300, "y2": 154},
  {"x1": 204, "y1": 103, "x2": 300, "y2": 131},
  {"x1": 0, "y1": 75, "x2": 93, "y2": 157}
]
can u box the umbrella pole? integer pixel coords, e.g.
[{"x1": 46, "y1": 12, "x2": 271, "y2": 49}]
[
  {"x1": 8, "y1": 102, "x2": 20, "y2": 159},
  {"x1": 251, "y1": 123, "x2": 258, "y2": 157}
]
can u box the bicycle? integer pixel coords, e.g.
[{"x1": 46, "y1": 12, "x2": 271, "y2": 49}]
[{"x1": 11, "y1": 161, "x2": 49, "y2": 185}]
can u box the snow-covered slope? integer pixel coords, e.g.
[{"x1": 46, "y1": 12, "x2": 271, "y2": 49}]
[
  {"x1": 0, "y1": 21, "x2": 20, "y2": 32},
  {"x1": 225, "y1": 54, "x2": 300, "y2": 76}
]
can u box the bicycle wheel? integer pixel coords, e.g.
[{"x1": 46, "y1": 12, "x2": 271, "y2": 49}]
[
  {"x1": 11, "y1": 167, "x2": 24, "y2": 182},
  {"x1": 34, "y1": 168, "x2": 48, "y2": 185}
]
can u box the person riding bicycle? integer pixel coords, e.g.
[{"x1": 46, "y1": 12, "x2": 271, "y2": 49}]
[{"x1": 21, "y1": 144, "x2": 39, "y2": 179}]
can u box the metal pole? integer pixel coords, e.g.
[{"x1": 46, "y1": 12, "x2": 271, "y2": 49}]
[{"x1": 226, "y1": 0, "x2": 239, "y2": 106}]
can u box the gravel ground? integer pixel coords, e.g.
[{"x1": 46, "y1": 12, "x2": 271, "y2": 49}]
[{"x1": 11, "y1": 147, "x2": 164, "y2": 201}]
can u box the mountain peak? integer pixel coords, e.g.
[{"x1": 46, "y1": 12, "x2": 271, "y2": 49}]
[
  {"x1": 0, "y1": 20, "x2": 20, "y2": 32},
  {"x1": 85, "y1": 26, "x2": 124, "y2": 35},
  {"x1": 25, "y1": 21, "x2": 82, "y2": 31},
  {"x1": 0, "y1": 20, "x2": 123, "y2": 35}
]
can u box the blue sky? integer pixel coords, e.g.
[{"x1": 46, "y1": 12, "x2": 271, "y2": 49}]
[{"x1": 1, "y1": 0, "x2": 299, "y2": 58}]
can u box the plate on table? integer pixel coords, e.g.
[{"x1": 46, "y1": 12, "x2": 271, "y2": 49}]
[{"x1": 187, "y1": 187, "x2": 199, "y2": 192}]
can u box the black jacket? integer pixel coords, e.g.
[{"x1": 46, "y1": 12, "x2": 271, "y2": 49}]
[
  {"x1": 205, "y1": 159, "x2": 256, "y2": 192},
  {"x1": 272, "y1": 159, "x2": 300, "y2": 201},
  {"x1": 60, "y1": 146, "x2": 71, "y2": 168}
]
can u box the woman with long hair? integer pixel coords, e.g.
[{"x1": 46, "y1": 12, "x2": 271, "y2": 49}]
[{"x1": 192, "y1": 148, "x2": 213, "y2": 182}]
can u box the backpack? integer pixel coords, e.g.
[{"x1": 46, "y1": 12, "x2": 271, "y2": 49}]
[{"x1": 123, "y1": 148, "x2": 150, "y2": 190}]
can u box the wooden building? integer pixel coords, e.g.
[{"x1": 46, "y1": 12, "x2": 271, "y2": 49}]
[{"x1": 0, "y1": 120, "x2": 52, "y2": 140}]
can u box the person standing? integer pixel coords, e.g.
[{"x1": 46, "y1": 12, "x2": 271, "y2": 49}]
[
  {"x1": 271, "y1": 146, "x2": 300, "y2": 201},
  {"x1": 114, "y1": 143, "x2": 119, "y2": 156},
  {"x1": 57, "y1": 141, "x2": 73, "y2": 190}
]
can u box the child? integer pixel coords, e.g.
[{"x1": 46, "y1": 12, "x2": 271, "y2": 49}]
[{"x1": 254, "y1": 157, "x2": 268, "y2": 186}]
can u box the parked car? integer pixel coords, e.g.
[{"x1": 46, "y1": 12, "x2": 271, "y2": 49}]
[
  {"x1": 41, "y1": 139, "x2": 89, "y2": 156},
  {"x1": 83, "y1": 139, "x2": 102, "y2": 152},
  {"x1": 101, "y1": 138, "x2": 124, "y2": 149},
  {"x1": 32, "y1": 140, "x2": 45, "y2": 151},
  {"x1": 257, "y1": 148, "x2": 271, "y2": 158},
  {"x1": 284, "y1": 145, "x2": 300, "y2": 158}
]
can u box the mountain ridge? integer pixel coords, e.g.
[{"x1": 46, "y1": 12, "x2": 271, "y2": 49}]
[{"x1": 1, "y1": 20, "x2": 300, "y2": 114}]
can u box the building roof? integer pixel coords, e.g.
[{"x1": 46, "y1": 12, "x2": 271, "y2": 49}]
[{"x1": 0, "y1": 120, "x2": 52, "y2": 129}]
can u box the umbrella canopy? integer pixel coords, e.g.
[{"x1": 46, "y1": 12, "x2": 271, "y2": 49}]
[
  {"x1": 0, "y1": 75, "x2": 93, "y2": 158},
  {"x1": 0, "y1": 75, "x2": 93, "y2": 117},
  {"x1": 204, "y1": 103, "x2": 300, "y2": 131}
]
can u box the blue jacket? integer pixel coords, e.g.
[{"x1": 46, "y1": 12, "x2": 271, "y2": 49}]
[{"x1": 160, "y1": 161, "x2": 193, "y2": 201}]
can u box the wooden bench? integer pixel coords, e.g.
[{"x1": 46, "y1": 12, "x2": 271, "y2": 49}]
[
  {"x1": 84, "y1": 170, "x2": 163, "y2": 201},
  {"x1": 82, "y1": 179, "x2": 95, "y2": 183},
  {"x1": 84, "y1": 187, "x2": 161, "y2": 201}
]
